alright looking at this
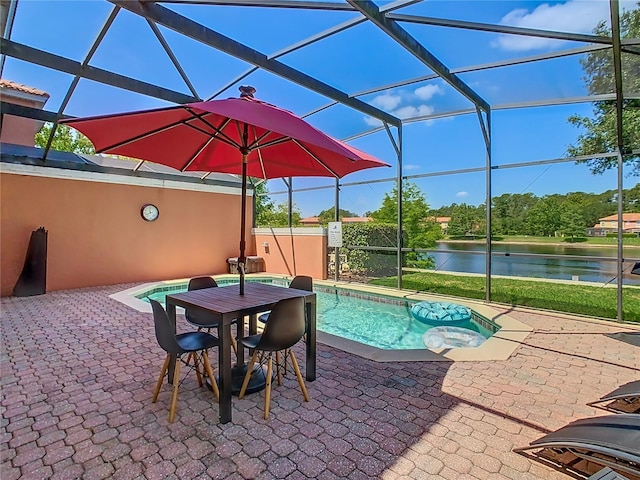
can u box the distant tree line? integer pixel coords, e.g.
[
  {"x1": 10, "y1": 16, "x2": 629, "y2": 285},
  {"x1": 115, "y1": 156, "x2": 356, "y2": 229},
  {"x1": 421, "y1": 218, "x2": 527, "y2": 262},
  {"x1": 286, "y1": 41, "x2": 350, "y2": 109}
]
[
  {"x1": 258, "y1": 181, "x2": 640, "y2": 243},
  {"x1": 430, "y1": 183, "x2": 640, "y2": 238}
]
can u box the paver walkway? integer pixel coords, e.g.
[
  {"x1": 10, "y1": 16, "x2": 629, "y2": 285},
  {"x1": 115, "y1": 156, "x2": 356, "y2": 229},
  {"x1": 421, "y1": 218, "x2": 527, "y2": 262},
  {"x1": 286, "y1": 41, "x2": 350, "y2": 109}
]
[{"x1": 1, "y1": 284, "x2": 639, "y2": 480}]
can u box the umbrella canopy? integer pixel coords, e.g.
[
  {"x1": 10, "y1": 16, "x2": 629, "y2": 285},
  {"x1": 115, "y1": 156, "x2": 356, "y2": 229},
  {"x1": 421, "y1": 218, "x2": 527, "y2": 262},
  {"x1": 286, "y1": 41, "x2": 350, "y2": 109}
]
[
  {"x1": 61, "y1": 86, "x2": 390, "y2": 293},
  {"x1": 61, "y1": 87, "x2": 387, "y2": 179}
]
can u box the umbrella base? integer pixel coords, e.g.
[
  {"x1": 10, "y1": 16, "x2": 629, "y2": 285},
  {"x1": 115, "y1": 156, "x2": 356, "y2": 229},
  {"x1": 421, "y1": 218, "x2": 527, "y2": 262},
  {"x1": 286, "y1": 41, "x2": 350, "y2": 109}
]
[{"x1": 207, "y1": 363, "x2": 268, "y2": 396}]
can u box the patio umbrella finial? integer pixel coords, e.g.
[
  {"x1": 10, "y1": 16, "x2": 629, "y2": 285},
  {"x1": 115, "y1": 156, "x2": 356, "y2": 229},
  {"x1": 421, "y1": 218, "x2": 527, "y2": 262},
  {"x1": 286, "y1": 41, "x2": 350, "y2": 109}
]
[{"x1": 239, "y1": 85, "x2": 256, "y2": 98}]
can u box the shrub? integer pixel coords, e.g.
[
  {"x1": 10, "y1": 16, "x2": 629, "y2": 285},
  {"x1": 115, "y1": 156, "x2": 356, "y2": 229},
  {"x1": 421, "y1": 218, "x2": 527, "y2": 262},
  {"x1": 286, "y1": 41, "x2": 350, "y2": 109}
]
[
  {"x1": 341, "y1": 223, "x2": 403, "y2": 276},
  {"x1": 606, "y1": 233, "x2": 639, "y2": 238}
]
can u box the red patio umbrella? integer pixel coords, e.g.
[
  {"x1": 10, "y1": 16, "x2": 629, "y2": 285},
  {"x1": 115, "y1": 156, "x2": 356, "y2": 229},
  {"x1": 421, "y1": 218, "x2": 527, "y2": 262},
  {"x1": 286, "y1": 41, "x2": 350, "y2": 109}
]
[{"x1": 62, "y1": 86, "x2": 389, "y2": 294}]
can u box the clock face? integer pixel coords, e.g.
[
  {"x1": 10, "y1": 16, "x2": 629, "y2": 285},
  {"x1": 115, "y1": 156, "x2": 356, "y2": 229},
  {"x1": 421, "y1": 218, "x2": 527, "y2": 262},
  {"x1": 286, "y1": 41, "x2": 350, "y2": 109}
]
[{"x1": 141, "y1": 204, "x2": 159, "y2": 222}]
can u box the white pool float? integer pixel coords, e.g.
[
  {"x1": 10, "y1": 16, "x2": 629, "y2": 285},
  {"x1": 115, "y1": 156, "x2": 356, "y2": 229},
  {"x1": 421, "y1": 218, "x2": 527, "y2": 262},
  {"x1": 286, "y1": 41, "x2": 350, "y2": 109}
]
[{"x1": 422, "y1": 326, "x2": 486, "y2": 349}]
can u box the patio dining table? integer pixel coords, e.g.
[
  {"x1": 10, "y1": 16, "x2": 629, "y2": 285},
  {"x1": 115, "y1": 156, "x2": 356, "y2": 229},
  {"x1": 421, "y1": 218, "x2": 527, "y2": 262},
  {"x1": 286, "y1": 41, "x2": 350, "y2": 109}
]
[{"x1": 165, "y1": 281, "x2": 316, "y2": 424}]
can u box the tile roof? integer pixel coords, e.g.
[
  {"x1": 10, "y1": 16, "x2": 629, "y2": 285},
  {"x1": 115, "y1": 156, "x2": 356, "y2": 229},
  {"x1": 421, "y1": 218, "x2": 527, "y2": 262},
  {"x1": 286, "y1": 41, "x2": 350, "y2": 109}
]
[
  {"x1": 0, "y1": 79, "x2": 49, "y2": 97},
  {"x1": 600, "y1": 213, "x2": 640, "y2": 221},
  {"x1": 0, "y1": 143, "x2": 243, "y2": 190}
]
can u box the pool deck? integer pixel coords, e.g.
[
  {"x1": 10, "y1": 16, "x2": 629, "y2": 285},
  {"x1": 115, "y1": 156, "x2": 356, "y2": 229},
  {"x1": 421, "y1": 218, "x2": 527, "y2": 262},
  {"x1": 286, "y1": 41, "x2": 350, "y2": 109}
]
[{"x1": 2, "y1": 280, "x2": 640, "y2": 480}]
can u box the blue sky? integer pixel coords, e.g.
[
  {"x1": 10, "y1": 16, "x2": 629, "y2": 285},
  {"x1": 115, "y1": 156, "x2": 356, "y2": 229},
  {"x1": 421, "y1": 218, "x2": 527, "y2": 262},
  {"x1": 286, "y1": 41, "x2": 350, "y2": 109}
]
[{"x1": 4, "y1": 0, "x2": 637, "y2": 217}]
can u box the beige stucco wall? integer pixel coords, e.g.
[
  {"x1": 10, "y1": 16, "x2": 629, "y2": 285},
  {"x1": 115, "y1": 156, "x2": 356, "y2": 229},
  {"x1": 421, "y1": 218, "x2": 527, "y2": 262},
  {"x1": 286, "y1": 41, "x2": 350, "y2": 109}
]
[
  {"x1": 0, "y1": 168, "x2": 255, "y2": 296},
  {"x1": 254, "y1": 228, "x2": 327, "y2": 280},
  {"x1": 0, "y1": 96, "x2": 46, "y2": 147}
]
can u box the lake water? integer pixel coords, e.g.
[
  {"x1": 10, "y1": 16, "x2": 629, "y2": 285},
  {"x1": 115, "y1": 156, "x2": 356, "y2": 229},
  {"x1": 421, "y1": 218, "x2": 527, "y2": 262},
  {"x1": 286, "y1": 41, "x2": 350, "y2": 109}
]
[{"x1": 428, "y1": 242, "x2": 640, "y2": 286}]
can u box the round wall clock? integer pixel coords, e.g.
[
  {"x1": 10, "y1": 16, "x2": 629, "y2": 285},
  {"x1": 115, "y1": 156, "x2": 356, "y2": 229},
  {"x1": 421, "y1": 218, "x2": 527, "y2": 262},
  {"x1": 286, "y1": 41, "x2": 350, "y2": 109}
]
[{"x1": 141, "y1": 204, "x2": 159, "y2": 222}]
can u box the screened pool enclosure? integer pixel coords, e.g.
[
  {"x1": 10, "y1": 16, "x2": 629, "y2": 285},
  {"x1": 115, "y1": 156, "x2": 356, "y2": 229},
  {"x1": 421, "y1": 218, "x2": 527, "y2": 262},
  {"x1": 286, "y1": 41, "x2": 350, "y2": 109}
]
[{"x1": 1, "y1": 0, "x2": 639, "y2": 321}]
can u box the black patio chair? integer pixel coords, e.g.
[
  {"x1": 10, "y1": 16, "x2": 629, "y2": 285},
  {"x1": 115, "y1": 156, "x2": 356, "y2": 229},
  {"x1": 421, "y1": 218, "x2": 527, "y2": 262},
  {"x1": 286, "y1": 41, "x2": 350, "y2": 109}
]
[
  {"x1": 587, "y1": 380, "x2": 640, "y2": 414},
  {"x1": 150, "y1": 299, "x2": 220, "y2": 423},
  {"x1": 258, "y1": 275, "x2": 313, "y2": 324},
  {"x1": 514, "y1": 414, "x2": 640, "y2": 479},
  {"x1": 588, "y1": 466, "x2": 632, "y2": 480},
  {"x1": 239, "y1": 297, "x2": 309, "y2": 419},
  {"x1": 185, "y1": 276, "x2": 238, "y2": 355}
]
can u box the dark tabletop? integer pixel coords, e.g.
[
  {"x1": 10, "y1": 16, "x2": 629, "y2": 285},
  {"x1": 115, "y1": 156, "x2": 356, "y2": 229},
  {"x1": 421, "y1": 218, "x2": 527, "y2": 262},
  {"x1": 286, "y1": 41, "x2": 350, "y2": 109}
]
[{"x1": 166, "y1": 282, "x2": 315, "y2": 317}]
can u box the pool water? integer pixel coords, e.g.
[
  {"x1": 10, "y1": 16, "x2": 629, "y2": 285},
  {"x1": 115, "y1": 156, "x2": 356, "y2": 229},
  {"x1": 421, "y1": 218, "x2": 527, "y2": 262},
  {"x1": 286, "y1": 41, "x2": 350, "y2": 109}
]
[
  {"x1": 142, "y1": 278, "x2": 281, "y2": 304},
  {"x1": 139, "y1": 279, "x2": 497, "y2": 350},
  {"x1": 317, "y1": 290, "x2": 495, "y2": 349}
]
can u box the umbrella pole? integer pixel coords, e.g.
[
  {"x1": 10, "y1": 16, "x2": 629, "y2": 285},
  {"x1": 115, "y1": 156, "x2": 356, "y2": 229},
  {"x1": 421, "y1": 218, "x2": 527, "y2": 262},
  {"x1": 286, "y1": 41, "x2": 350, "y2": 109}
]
[{"x1": 239, "y1": 152, "x2": 248, "y2": 295}]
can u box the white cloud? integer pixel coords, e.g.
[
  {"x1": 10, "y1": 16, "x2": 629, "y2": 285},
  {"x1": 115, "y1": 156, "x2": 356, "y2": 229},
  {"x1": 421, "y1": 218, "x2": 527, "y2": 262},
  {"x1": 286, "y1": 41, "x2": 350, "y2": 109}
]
[
  {"x1": 414, "y1": 84, "x2": 443, "y2": 100},
  {"x1": 404, "y1": 164, "x2": 421, "y2": 171},
  {"x1": 363, "y1": 115, "x2": 383, "y2": 127},
  {"x1": 363, "y1": 103, "x2": 435, "y2": 126},
  {"x1": 456, "y1": 191, "x2": 469, "y2": 198},
  {"x1": 394, "y1": 104, "x2": 435, "y2": 119},
  {"x1": 371, "y1": 93, "x2": 402, "y2": 111},
  {"x1": 364, "y1": 85, "x2": 447, "y2": 127},
  {"x1": 493, "y1": 0, "x2": 612, "y2": 52}
]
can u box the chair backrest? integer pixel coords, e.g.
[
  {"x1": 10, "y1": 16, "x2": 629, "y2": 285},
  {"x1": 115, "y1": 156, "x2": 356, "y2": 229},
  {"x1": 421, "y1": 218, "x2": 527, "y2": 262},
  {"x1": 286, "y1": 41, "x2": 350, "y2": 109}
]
[
  {"x1": 150, "y1": 299, "x2": 182, "y2": 355},
  {"x1": 289, "y1": 275, "x2": 313, "y2": 292},
  {"x1": 256, "y1": 297, "x2": 305, "y2": 352},
  {"x1": 188, "y1": 276, "x2": 218, "y2": 290},
  {"x1": 186, "y1": 276, "x2": 218, "y2": 326}
]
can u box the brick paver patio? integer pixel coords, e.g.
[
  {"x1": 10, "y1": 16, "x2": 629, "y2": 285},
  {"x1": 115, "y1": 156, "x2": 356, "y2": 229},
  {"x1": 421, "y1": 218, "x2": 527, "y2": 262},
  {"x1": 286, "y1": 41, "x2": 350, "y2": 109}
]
[{"x1": 1, "y1": 283, "x2": 639, "y2": 479}]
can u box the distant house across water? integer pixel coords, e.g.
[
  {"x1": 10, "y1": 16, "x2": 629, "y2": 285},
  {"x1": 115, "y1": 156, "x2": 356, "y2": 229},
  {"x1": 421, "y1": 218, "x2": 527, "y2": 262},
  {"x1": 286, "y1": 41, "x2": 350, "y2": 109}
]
[
  {"x1": 425, "y1": 216, "x2": 451, "y2": 234},
  {"x1": 587, "y1": 213, "x2": 640, "y2": 236}
]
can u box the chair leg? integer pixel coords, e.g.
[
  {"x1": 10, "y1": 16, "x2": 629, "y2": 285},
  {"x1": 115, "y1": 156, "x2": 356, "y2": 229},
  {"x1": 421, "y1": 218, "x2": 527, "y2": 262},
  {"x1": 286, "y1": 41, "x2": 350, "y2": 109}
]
[
  {"x1": 230, "y1": 331, "x2": 238, "y2": 356},
  {"x1": 168, "y1": 359, "x2": 181, "y2": 423},
  {"x1": 189, "y1": 352, "x2": 203, "y2": 387},
  {"x1": 264, "y1": 354, "x2": 273, "y2": 420},
  {"x1": 276, "y1": 351, "x2": 283, "y2": 385},
  {"x1": 239, "y1": 351, "x2": 258, "y2": 399},
  {"x1": 153, "y1": 354, "x2": 171, "y2": 403},
  {"x1": 284, "y1": 350, "x2": 289, "y2": 376},
  {"x1": 288, "y1": 349, "x2": 309, "y2": 402},
  {"x1": 201, "y1": 350, "x2": 220, "y2": 401}
]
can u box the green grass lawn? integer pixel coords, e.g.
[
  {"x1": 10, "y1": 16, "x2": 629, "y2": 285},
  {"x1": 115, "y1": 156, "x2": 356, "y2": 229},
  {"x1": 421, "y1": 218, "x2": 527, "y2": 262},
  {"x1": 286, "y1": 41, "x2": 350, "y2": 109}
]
[
  {"x1": 496, "y1": 235, "x2": 640, "y2": 246},
  {"x1": 370, "y1": 271, "x2": 640, "y2": 323},
  {"x1": 442, "y1": 235, "x2": 640, "y2": 247}
]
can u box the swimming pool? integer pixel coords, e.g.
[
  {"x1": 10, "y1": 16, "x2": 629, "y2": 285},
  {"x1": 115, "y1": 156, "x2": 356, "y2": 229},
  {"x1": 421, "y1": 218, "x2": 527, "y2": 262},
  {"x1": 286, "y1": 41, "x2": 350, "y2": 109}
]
[{"x1": 136, "y1": 277, "x2": 499, "y2": 350}]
